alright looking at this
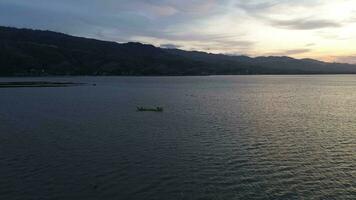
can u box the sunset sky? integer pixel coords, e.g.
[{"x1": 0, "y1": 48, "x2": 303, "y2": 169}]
[{"x1": 1, "y1": 0, "x2": 356, "y2": 63}]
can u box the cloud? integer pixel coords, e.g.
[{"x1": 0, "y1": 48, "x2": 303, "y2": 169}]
[
  {"x1": 316, "y1": 31, "x2": 352, "y2": 40},
  {"x1": 269, "y1": 18, "x2": 342, "y2": 30},
  {"x1": 268, "y1": 48, "x2": 311, "y2": 56},
  {"x1": 160, "y1": 44, "x2": 181, "y2": 49},
  {"x1": 139, "y1": 4, "x2": 179, "y2": 17},
  {"x1": 305, "y1": 43, "x2": 315, "y2": 47},
  {"x1": 236, "y1": 1, "x2": 277, "y2": 13},
  {"x1": 0, "y1": 1, "x2": 155, "y2": 38},
  {"x1": 283, "y1": 49, "x2": 311, "y2": 55},
  {"x1": 236, "y1": 0, "x2": 344, "y2": 30},
  {"x1": 133, "y1": 32, "x2": 255, "y2": 54},
  {"x1": 192, "y1": 39, "x2": 255, "y2": 53},
  {"x1": 332, "y1": 55, "x2": 356, "y2": 64},
  {"x1": 0, "y1": 0, "x2": 227, "y2": 40}
]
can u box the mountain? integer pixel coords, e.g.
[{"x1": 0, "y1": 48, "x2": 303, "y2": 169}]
[{"x1": 1, "y1": 26, "x2": 356, "y2": 76}]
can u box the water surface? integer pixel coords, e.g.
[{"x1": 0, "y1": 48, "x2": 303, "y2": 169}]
[{"x1": 0, "y1": 76, "x2": 355, "y2": 199}]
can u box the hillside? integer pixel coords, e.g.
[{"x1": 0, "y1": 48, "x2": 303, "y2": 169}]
[{"x1": 1, "y1": 26, "x2": 356, "y2": 76}]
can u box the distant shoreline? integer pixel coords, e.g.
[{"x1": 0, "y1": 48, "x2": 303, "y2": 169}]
[
  {"x1": 1, "y1": 73, "x2": 356, "y2": 78},
  {"x1": 0, "y1": 81, "x2": 83, "y2": 88}
]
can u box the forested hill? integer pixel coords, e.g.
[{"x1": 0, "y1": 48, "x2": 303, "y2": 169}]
[{"x1": 1, "y1": 26, "x2": 356, "y2": 76}]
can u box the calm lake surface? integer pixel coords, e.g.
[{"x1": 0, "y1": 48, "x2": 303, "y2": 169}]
[{"x1": 0, "y1": 75, "x2": 355, "y2": 200}]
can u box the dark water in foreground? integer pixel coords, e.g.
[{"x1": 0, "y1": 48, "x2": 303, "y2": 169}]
[{"x1": 0, "y1": 76, "x2": 355, "y2": 200}]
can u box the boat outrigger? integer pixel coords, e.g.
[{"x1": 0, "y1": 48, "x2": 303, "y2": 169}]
[{"x1": 137, "y1": 106, "x2": 163, "y2": 112}]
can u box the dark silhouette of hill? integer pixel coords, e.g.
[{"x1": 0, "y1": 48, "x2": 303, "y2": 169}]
[{"x1": 1, "y1": 26, "x2": 356, "y2": 76}]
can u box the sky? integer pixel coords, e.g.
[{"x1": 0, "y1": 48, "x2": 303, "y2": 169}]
[{"x1": 1, "y1": 0, "x2": 356, "y2": 63}]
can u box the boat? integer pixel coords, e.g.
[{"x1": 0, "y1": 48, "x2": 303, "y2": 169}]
[{"x1": 137, "y1": 106, "x2": 163, "y2": 112}]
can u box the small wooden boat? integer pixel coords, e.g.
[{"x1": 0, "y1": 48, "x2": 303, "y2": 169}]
[{"x1": 137, "y1": 106, "x2": 163, "y2": 112}]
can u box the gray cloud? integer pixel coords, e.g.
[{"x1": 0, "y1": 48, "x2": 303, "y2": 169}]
[
  {"x1": 142, "y1": 31, "x2": 255, "y2": 53},
  {"x1": 268, "y1": 48, "x2": 311, "y2": 56},
  {"x1": 0, "y1": 0, "x2": 226, "y2": 40},
  {"x1": 157, "y1": 35, "x2": 255, "y2": 53},
  {"x1": 282, "y1": 49, "x2": 311, "y2": 55},
  {"x1": 305, "y1": 43, "x2": 315, "y2": 47},
  {"x1": 236, "y1": 1, "x2": 277, "y2": 13},
  {"x1": 269, "y1": 18, "x2": 341, "y2": 30},
  {"x1": 333, "y1": 55, "x2": 356, "y2": 64},
  {"x1": 316, "y1": 31, "x2": 352, "y2": 40},
  {"x1": 236, "y1": 0, "x2": 318, "y2": 16},
  {"x1": 236, "y1": 1, "x2": 342, "y2": 30},
  {"x1": 160, "y1": 44, "x2": 181, "y2": 49},
  {"x1": 0, "y1": 1, "x2": 155, "y2": 39}
]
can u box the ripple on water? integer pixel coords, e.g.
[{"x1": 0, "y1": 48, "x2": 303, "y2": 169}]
[{"x1": 0, "y1": 76, "x2": 355, "y2": 199}]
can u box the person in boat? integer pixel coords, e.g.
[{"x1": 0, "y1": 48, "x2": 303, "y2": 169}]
[{"x1": 137, "y1": 106, "x2": 163, "y2": 112}]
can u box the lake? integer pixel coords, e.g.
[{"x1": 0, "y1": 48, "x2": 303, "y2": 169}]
[{"x1": 0, "y1": 75, "x2": 355, "y2": 199}]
